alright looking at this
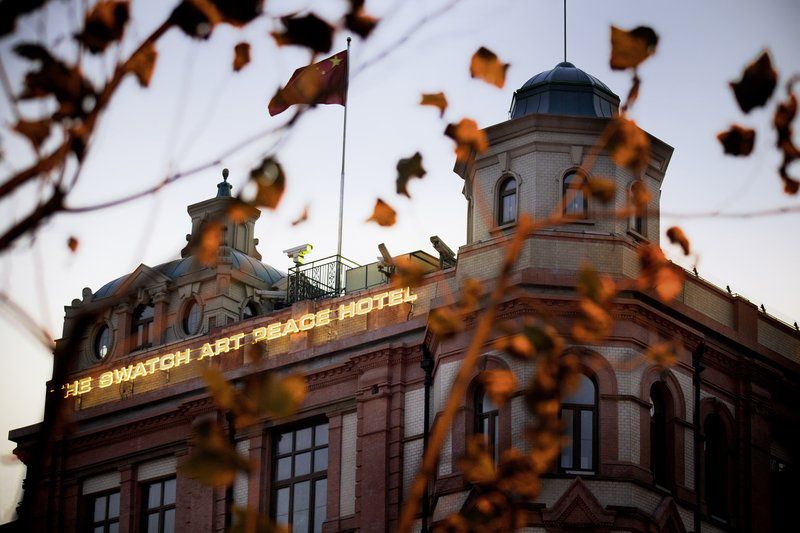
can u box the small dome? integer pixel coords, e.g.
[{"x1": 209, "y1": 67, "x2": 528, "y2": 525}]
[{"x1": 510, "y1": 62, "x2": 620, "y2": 119}]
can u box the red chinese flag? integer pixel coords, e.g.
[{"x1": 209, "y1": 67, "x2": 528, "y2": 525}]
[{"x1": 268, "y1": 51, "x2": 348, "y2": 116}]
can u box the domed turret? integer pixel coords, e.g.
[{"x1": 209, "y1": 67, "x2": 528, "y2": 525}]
[{"x1": 509, "y1": 62, "x2": 620, "y2": 119}]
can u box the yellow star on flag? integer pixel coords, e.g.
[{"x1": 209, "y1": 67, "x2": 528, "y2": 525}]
[{"x1": 330, "y1": 56, "x2": 342, "y2": 68}]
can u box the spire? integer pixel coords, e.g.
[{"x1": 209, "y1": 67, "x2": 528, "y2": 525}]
[{"x1": 216, "y1": 168, "x2": 233, "y2": 197}]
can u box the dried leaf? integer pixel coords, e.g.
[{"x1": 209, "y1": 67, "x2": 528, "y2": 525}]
[
  {"x1": 717, "y1": 124, "x2": 755, "y2": 156},
  {"x1": 180, "y1": 419, "x2": 250, "y2": 486},
  {"x1": 470, "y1": 47, "x2": 509, "y2": 88},
  {"x1": 730, "y1": 51, "x2": 777, "y2": 113},
  {"x1": 250, "y1": 157, "x2": 285, "y2": 209},
  {"x1": 291, "y1": 205, "x2": 309, "y2": 226},
  {"x1": 13, "y1": 118, "x2": 51, "y2": 150},
  {"x1": 196, "y1": 219, "x2": 222, "y2": 266},
  {"x1": 445, "y1": 118, "x2": 488, "y2": 162},
  {"x1": 75, "y1": 1, "x2": 130, "y2": 54},
  {"x1": 494, "y1": 334, "x2": 533, "y2": 360},
  {"x1": 774, "y1": 78, "x2": 799, "y2": 194},
  {"x1": 247, "y1": 373, "x2": 307, "y2": 418},
  {"x1": 578, "y1": 263, "x2": 616, "y2": 305},
  {"x1": 606, "y1": 117, "x2": 650, "y2": 174},
  {"x1": 67, "y1": 236, "x2": 79, "y2": 253},
  {"x1": 366, "y1": 198, "x2": 396, "y2": 227},
  {"x1": 203, "y1": 367, "x2": 238, "y2": 412},
  {"x1": 480, "y1": 369, "x2": 517, "y2": 407},
  {"x1": 169, "y1": 0, "x2": 222, "y2": 39},
  {"x1": 345, "y1": 0, "x2": 378, "y2": 38},
  {"x1": 233, "y1": 42, "x2": 251, "y2": 72},
  {"x1": 272, "y1": 13, "x2": 333, "y2": 53},
  {"x1": 458, "y1": 278, "x2": 483, "y2": 313},
  {"x1": 428, "y1": 307, "x2": 464, "y2": 339},
  {"x1": 496, "y1": 449, "x2": 539, "y2": 497},
  {"x1": 214, "y1": 0, "x2": 263, "y2": 27},
  {"x1": 396, "y1": 152, "x2": 426, "y2": 197},
  {"x1": 458, "y1": 435, "x2": 496, "y2": 485},
  {"x1": 420, "y1": 92, "x2": 448, "y2": 117},
  {"x1": 630, "y1": 179, "x2": 651, "y2": 211},
  {"x1": 0, "y1": 0, "x2": 46, "y2": 37},
  {"x1": 391, "y1": 256, "x2": 426, "y2": 288},
  {"x1": 666, "y1": 226, "x2": 690, "y2": 255},
  {"x1": 646, "y1": 341, "x2": 678, "y2": 368},
  {"x1": 610, "y1": 26, "x2": 658, "y2": 70},
  {"x1": 584, "y1": 177, "x2": 616, "y2": 203},
  {"x1": 127, "y1": 42, "x2": 157, "y2": 87},
  {"x1": 637, "y1": 244, "x2": 684, "y2": 301}
]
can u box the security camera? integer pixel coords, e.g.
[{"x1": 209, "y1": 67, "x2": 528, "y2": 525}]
[{"x1": 283, "y1": 243, "x2": 313, "y2": 265}]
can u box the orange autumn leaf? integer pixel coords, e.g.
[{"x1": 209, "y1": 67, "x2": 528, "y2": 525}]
[
  {"x1": 606, "y1": 117, "x2": 650, "y2": 174},
  {"x1": 75, "y1": 0, "x2": 130, "y2": 54},
  {"x1": 391, "y1": 256, "x2": 426, "y2": 288},
  {"x1": 366, "y1": 198, "x2": 396, "y2": 227},
  {"x1": 480, "y1": 369, "x2": 517, "y2": 407},
  {"x1": 420, "y1": 92, "x2": 448, "y2": 117},
  {"x1": 584, "y1": 177, "x2": 616, "y2": 203},
  {"x1": 637, "y1": 244, "x2": 684, "y2": 301},
  {"x1": 13, "y1": 118, "x2": 51, "y2": 150},
  {"x1": 666, "y1": 226, "x2": 691, "y2": 255},
  {"x1": 271, "y1": 13, "x2": 333, "y2": 53},
  {"x1": 730, "y1": 51, "x2": 777, "y2": 114},
  {"x1": 291, "y1": 205, "x2": 309, "y2": 226},
  {"x1": 646, "y1": 341, "x2": 678, "y2": 368},
  {"x1": 250, "y1": 157, "x2": 285, "y2": 209},
  {"x1": 67, "y1": 236, "x2": 79, "y2": 253},
  {"x1": 470, "y1": 47, "x2": 509, "y2": 88},
  {"x1": 127, "y1": 42, "x2": 157, "y2": 87},
  {"x1": 458, "y1": 435, "x2": 496, "y2": 485},
  {"x1": 428, "y1": 307, "x2": 464, "y2": 339},
  {"x1": 630, "y1": 179, "x2": 652, "y2": 211},
  {"x1": 233, "y1": 42, "x2": 251, "y2": 72},
  {"x1": 445, "y1": 118, "x2": 488, "y2": 162},
  {"x1": 610, "y1": 25, "x2": 658, "y2": 70},
  {"x1": 494, "y1": 334, "x2": 534, "y2": 360},
  {"x1": 396, "y1": 152, "x2": 426, "y2": 198},
  {"x1": 717, "y1": 124, "x2": 755, "y2": 156}
]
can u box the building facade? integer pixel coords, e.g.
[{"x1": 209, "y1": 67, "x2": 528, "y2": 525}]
[{"x1": 9, "y1": 62, "x2": 800, "y2": 532}]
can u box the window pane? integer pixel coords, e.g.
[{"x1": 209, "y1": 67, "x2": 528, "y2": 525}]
[
  {"x1": 109, "y1": 523, "x2": 119, "y2": 533},
  {"x1": 314, "y1": 448, "x2": 328, "y2": 472},
  {"x1": 564, "y1": 375, "x2": 595, "y2": 405},
  {"x1": 560, "y1": 409, "x2": 574, "y2": 469},
  {"x1": 276, "y1": 487, "x2": 290, "y2": 518},
  {"x1": 295, "y1": 452, "x2": 311, "y2": 476},
  {"x1": 314, "y1": 479, "x2": 327, "y2": 533},
  {"x1": 147, "y1": 512, "x2": 159, "y2": 533},
  {"x1": 296, "y1": 428, "x2": 312, "y2": 450},
  {"x1": 481, "y1": 393, "x2": 497, "y2": 414},
  {"x1": 580, "y1": 410, "x2": 593, "y2": 470},
  {"x1": 315, "y1": 423, "x2": 328, "y2": 446},
  {"x1": 94, "y1": 495, "x2": 106, "y2": 521},
  {"x1": 502, "y1": 194, "x2": 516, "y2": 224},
  {"x1": 277, "y1": 432, "x2": 292, "y2": 455},
  {"x1": 94, "y1": 527, "x2": 104, "y2": 533},
  {"x1": 277, "y1": 457, "x2": 292, "y2": 480},
  {"x1": 163, "y1": 509, "x2": 175, "y2": 533},
  {"x1": 147, "y1": 483, "x2": 161, "y2": 509},
  {"x1": 163, "y1": 478, "x2": 176, "y2": 505},
  {"x1": 501, "y1": 178, "x2": 516, "y2": 193},
  {"x1": 293, "y1": 481, "x2": 311, "y2": 533},
  {"x1": 293, "y1": 509, "x2": 310, "y2": 533},
  {"x1": 108, "y1": 492, "x2": 120, "y2": 518}
]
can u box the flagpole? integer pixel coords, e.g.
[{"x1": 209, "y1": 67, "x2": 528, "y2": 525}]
[
  {"x1": 336, "y1": 37, "x2": 351, "y2": 260},
  {"x1": 335, "y1": 37, "x2": 351, "y2": 293}
]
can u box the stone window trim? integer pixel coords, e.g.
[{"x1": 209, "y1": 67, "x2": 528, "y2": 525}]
[
  {"x1": 494, "y1": 172, "x2": 521, "y2": 229},
  {"x1": 639, "y1": 366, "x2": 686, "y2": 493},
  {"x1": 561, "y1": 167, "x2": 592, "y2": 222},
  {"x1": 558, "y1": 373, "x2": 599, "y2": 475},
  {"x1": 177, "y1": 294, "x2": 205, "y2": 339},
  {"x1": 83, "y1": 488, "x2": 121, "y2": 533},
  {"x1": 89, "y1": 318, "x2": 115, "y2": 364},
  {"x1": 699, "y1": 397, "x2": 737, "y2": 526},
  {"x1": 139, "y1": 475, "x2": 176, "y2": 533}
]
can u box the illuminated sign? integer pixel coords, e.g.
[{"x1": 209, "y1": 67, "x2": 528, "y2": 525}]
[{"x1": 63, "y1": 287, "x2": 417, "y2": 398}]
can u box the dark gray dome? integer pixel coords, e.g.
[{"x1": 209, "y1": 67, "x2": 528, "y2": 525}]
[
  {"x1": 510, "y1": 62, "x2": 620, "y2": 119},
  {"x1": 93, "y1": 249, "x2": 284, "y2": 300}
]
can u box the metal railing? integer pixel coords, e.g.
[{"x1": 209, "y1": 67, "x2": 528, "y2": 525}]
[{"x1": 286, "y1": 255, "x2": 359, "y2": 304}]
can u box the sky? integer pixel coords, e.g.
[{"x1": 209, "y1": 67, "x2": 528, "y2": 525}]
[{"x1": 1, "y1": 0, "x2": 799, "y2": 522}]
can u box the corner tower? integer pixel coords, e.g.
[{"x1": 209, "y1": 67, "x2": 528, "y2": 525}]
[{"x1": 456, "y1": 61, "x2": 673, "y2": 276}]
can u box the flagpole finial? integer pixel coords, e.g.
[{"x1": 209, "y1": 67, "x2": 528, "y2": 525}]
[
  {"x1": 347, "y1": 36, "x2": 351, "y2": 45},
  {"x1": 222, "y1": 168, "x2": 229, "y2": 181}
]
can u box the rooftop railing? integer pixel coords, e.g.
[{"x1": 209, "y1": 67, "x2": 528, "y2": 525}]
[{"x1": 286, "y1": 255, "x2": 359, "y2": 304}]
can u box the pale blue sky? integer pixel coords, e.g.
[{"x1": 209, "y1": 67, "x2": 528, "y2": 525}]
[{"x1": 1, "y1": 0, "x2": 798, "y2": 521}]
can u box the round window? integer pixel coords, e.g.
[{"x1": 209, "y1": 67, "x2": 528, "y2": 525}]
[
  {"x1": 94, "y1": 326, "x2": 110, "y2": 360},
  {"x1": 183, "y1": 301, "x2": 201, "y2": 335}
]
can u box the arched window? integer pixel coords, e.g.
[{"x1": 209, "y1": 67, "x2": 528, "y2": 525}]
[
  {"x1": 560, "y1": 374, "x2": 597, "y2": 472},
  {"x1": 182, "y1": 300, "x2": 201, "y2": 335},
  {"x1": 630, "y1": 180, "x2": 647, "y2": 235},
  {"x1": 497, "y1": 177, "x2": 517, "y2": 226},
  {"x1": 475, "y1": 389, "x2": 499, "y2": 463},
  {"x1": 704, "y1": 413, "x2": 729, "y2": 520},
  {"x1": 94, "y1": 325, "x2": 111, "y2": 360},
  {"x1": 131, "y1": 302, "x2": 155, "y2": 351},
  {"x1": 650, "y1": 382, "x2": 674, "y2": 489},
  {"x1": 563, "y1": 171, "x2": 587, "y2": 218}
]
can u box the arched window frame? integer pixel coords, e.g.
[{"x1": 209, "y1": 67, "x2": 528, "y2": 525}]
[
  {"x1": 496, "y1": 175, "x2": 519, "y2": 227},
  {"x1": 474, "y1": 387, "x2": 500, "y2": 463},
  {"x1": 628, "y1": 179, "x2": 648, "y2": 238},
  {"x1": 649, "y1": 381, "x2": 676, "y2": 491},
  {"x1": 562, "y1": 169, "x2": 588, "y2": 219},
  {"x1": 460, "y1": 355, "x2": 512, "y2": 468},
  {"x1": 700, "y1": 398, "x2": 736, "y2": 525},
  {"x1": 131, "y1": 301, "x2": 155, "y2": 351},
  {"x1": 89, "y1": 320, "x2": 114, "y2": 363},
  {"x1": 559, "y1": 373, "x2": 599, "y2": 473}
]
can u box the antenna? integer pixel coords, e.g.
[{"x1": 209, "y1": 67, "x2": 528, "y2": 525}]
[{"x1": 563, "y1": 0, "x2": 567, "y2": 63}]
